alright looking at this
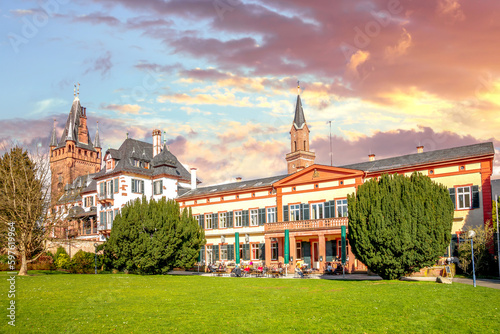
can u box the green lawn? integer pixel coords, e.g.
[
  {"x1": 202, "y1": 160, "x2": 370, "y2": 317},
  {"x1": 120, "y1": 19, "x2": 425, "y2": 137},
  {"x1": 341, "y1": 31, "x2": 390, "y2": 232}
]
[{"x1": 1, "y1": 271, "x2": 499, "y2": 333}]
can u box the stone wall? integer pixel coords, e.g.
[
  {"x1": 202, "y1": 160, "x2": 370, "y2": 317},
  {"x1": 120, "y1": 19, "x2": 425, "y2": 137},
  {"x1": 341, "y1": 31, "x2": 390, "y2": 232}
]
[{"x1": 46, "y1": 239, "x2": 104, "y2": 257}]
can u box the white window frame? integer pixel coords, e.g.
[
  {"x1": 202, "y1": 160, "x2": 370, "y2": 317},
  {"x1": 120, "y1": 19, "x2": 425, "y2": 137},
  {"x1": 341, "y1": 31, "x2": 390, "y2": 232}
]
[
  {"x1": 206, "y1": 248, "x2": 213, "y2": 264},
  {"x1": 266, "y1": 207, "x2": 276, "y2": 223},
  {"x1": 234, "y1": 211, "x2": 242, "y2": 227},
  {"x1": 205, "y1": 214, "x2": 213, "y2": 229},
  {"x1": 107, "y1": 210, "x2": 114, "y2": 229},
  {"x1": 250, "y1": 209, "x2": 259, "y2": 226},
  {"x1": 220, "y1": 245, "x2": 228, "y2": 261},
  {"x1": 457, "y1": 186, "x2": 471, "y2": 209},
  {"x1": 336, "y1": 199, "x2": 348, "y2": 217},
  {"x1": 310, "y1": 203, "x2": 324, "y2": 219},
  {"x1": 219, "y1": 212, "x2": 227, "y2": 228},
  {"x1": 290, "y1": 204, "x2": 301, "y2": 221},
  {"x1": 131, "y1": 179, "x2": 144, "y2": 194},
  {"x1": 153, "y1": 180, "x2": 163, "y2": 195}
]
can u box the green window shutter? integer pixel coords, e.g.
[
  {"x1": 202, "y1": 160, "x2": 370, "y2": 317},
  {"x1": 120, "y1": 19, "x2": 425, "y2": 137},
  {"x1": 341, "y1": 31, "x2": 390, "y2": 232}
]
[
  {"x1": 200, "y1": 215, "x2": 204, "y2": 229},
  {"x1": 243, "y1": 210, "x2": 249, "y2": 227},
  {"x1": 449, "y1": 188, "x2": 456, "y2": 209},
  {"x1": 109, "y1": 180, "x2": 113, "y2": 194},
  {"x1": 258, "y1": 208, "x2": 265, "y2": 225},
  {"x1": 325, "y1": 240, "x2": 333, "y2": 261},
  {"x1": 330, "y1": 201, "x2": 336, "y2": 218},
  {"x1": 472, "y1": 185, "x2": 480, "y2": 209},
  {"x1": 213, "y1": 213, "x2": 218, "y2": 229},
  {"x1": 114, "y1": 178, "x2": 119, "y2": 192},
  {"x1": 259, "y1": 243, "x2": 265, "y2": 261},
  {"x1": 243, "y1": 244, "x2": 250, "y2": 261},
  {"x1": 213, "y1": 245, "x2": 219, "y2": 262},
  {"x1": 131, "y1": 180, "x2": 136, "y2": 193},
  {"x1": 302, "y1": 242, "x2": 311, "y2": 266},
  {"x1": 283, "y1": 205, "x2": 289, "y2": 222},
  {"x1": 160, "y1": 180, "x2": 163, "y2": 194},
  {"x1": 100, "y1": 182, "x2": 104, "y2": 194},
  {"x1": 199, "y1": 246, "x2": 205, "y2": 262},
  {"x1": 324, "y1": 201, "x2": 331, "y2": 218},
  {"x1": 140, "y1": 180, "x2": 145, "y2": 194},
  {"x1": 228, "y1": 244, "x2": 234, "y2": 261},
  {"x1": 227, "y1": 211, "x2": 233, "y2": 228},
  {"x1": 100, "y1": 211, "x2": 104, "y2": 227},
  {"x1": 301, "y1": 203, "x2": 309, "y2": 220}
]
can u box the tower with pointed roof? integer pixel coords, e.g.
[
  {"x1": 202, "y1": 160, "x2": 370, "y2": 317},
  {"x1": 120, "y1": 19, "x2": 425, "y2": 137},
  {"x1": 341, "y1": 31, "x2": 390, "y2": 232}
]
[
  {"x1": 285, "y1": 83, "x2": 316, "y2": 173},
  {"x1": 49, "y1": 90, "x2": 102, "y2": 204}
]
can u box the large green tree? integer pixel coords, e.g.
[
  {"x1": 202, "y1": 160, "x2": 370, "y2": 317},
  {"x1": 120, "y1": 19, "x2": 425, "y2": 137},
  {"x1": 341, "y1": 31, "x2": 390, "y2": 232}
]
[
  {"x1": 0, "y1": 147, "x2": 53, "y2": 276},
  {"x1": 105, "y1": 197, "x2": 205, "y2": 274},
  {"x1": 347, "y1": 172, "x2": 454, "y2": 280}
]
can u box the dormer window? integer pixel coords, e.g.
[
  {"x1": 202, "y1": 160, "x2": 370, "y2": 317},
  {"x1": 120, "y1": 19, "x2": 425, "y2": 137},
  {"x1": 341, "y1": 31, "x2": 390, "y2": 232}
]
[{"x1": 133, "y1": 159, "x2": 140, "y2": 167}]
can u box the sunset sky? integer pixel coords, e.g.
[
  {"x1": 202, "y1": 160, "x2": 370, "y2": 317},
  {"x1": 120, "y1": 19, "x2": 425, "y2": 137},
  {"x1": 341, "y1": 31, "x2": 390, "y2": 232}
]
[{"x1": 1, "y1": 0, "x2": 499, "y2": 185}]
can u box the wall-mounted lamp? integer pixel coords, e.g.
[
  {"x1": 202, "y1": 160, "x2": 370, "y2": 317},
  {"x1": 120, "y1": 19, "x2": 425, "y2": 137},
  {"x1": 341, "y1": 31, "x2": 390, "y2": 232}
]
[
  {"x1": 319, "y1": 256, "x2": 323, "y2": 262},
  {"x1": 221, "y1": 235, "x2": 225, "y2": 244}
]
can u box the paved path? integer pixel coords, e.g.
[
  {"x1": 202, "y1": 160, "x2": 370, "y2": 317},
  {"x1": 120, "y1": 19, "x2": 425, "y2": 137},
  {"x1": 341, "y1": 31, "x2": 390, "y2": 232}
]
[{"x1": 168, "y1": 271, "x2": 500, "y2": 288}]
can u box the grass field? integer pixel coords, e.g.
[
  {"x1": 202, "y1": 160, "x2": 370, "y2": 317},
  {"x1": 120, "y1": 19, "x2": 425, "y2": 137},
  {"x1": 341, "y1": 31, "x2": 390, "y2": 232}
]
[{"x1": 1, "y1": 271, "x2": 499, "y2": 333}]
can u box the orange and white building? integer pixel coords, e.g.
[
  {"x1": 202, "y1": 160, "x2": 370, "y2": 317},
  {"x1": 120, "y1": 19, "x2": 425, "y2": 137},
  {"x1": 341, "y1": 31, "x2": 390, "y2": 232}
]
[{"x1": 177, "y1": 91, "x2": 495, "y2": 273}]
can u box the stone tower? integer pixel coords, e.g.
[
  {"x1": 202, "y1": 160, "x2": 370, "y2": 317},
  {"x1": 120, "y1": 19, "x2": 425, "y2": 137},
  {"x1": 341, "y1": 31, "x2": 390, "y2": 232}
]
[
  {"x1": 49, "y1": 94, "x2": 102, "y2": 204},
  {"x1": 285, "y1": 86, "x2": 316, "y2": 173}
]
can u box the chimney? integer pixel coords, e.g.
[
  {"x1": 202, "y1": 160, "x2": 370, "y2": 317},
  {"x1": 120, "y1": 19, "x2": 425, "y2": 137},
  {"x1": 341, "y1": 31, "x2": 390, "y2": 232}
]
[
  {"x1": 417, "y1": 146, "x2": 424, "y2": 154},
  {"x1": 368, "y1": 154, "x2": 375, "y2": 162},
  {"x1": 236, "y1": 177, "x2": 242, "y2": 182},
  {"x1": 191, "y1": 168, "x2": 197, "y2": 190},
  {"x1": 152, "y1": 129, "x2": 161, "y2": 157}
]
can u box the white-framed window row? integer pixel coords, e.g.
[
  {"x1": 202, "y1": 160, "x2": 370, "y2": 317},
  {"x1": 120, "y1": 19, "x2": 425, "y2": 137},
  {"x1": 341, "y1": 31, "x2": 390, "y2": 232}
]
[
  {"x1": 219, "y1": 212, "x2": 227, "y2": 228},
  {"x1": 250, "y1": 209, "x2": 259, "y2": 226},
  {"x1": 267, "y1": 207, "x2": 277, "y2": 223},
  {"x1": 234, "y1": 211, "x2": 243, "y2": 227},
  {"x1": 310, "y1": 202, "x2": 324, "y2": 220}
]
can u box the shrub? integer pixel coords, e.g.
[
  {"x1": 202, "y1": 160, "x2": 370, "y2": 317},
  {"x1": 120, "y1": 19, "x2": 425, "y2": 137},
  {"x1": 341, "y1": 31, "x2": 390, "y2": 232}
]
[
  {"x1": 30, "y1": 252, "x2": 56, "y2": 271},
  {"x1": 458, "y1": 224, "x2": 498, "y2": 277},
  {"x1": 56, "y1": 253, "x2": 71, "y2": 270},
  {"x1": 55, "y1": 246, "x2": 68, "y2": 262},
  {"x1": 70, "y1": 250, "x2": 95, "y2": 274}
]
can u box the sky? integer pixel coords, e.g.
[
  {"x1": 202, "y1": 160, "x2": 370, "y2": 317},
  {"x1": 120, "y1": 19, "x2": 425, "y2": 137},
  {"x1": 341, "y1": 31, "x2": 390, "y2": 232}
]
[{"x1": 1, "y1": 0, "x2": 499, "y2": 185}]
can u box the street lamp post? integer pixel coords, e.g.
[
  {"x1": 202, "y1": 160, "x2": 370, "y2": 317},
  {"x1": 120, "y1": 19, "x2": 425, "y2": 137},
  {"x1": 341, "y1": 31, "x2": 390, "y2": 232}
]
[
  {"x1": 468, "y1": 230, "x2": 476, "y2": 287},
  {"x1": 94, "y1": 243, "x2": 98, "y2": 275}
]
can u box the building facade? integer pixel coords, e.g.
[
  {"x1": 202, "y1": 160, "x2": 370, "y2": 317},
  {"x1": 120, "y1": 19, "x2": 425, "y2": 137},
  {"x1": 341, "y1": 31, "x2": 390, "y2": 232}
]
[
  {"x1": 50, "y1": 91, "x2": 495, "y2": 271},
  {"x1": 177, "y1": 92, "x2": 495, "y2": 273}
]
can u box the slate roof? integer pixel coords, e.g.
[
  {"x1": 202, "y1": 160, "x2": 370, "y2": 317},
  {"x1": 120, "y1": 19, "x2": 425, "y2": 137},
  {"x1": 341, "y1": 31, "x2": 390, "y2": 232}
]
[
  {"x1": 293, "y1": 94, "x2": 306, "y2": 129},
  {"x1": 341, "y1": 142, "x2": 495, "y2": 173},
  {"x1": 179, "y1": 174, "x2": 288, "y2": 198},
  {"x1": 56, "y1": 97, "x2": 97, "y2": 151},
  {"x1": 57, "y1": 173, "x2": 98, "y2": 204},
  {"x1": 94, "y1": 138, "x2": 194, "y2": 182}
]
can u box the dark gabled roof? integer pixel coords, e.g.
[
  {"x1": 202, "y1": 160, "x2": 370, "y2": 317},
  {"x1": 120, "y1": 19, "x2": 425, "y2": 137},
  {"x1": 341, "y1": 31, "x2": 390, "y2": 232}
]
[
  {"x1": 57, "y1": 97, "x2": 97, "y2": 152},
  {"x1": 57, "y1": 173, "x2": 98, "y2": 204},
  {"x1": 94, "y1": 138, "x2": 193, "y2": 182},
  {"x1": 179, "y1": 174, "x2": 288, "y2": 198},
  {"x1": 293, "y1": 95, "x2": 306, "y2": 129},
  {"x1": 341, "y1": 142, "x2": 495, "y2": 173}
]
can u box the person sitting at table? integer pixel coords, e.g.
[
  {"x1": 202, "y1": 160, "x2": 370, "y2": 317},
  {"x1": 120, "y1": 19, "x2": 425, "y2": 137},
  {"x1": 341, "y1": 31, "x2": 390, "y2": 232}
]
[
  {"x1": 295, "y1": 264, "x2": 304, "y2": 278},
  {"x1": 218, "y1": 263, "x2": 223, "y2": 271},
  {"x1": 257, "y1": 265, "x2": 263, "y2": 273},
  {"x1": 326, "y1": 263, "x2": 333, "y2": 274},
  {"x1": 244, "y1": 266, "x2": 250, "y2": 275},
  {"x1": 207, "y1": 263, "x2": 214, "y2": 273},
  {"x1": 233, "y1": 265, "x2": 242, "y2": 277}
]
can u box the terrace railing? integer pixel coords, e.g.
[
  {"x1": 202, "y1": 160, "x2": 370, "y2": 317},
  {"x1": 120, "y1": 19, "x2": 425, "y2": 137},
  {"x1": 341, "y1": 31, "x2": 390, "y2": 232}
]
[{"x1": 265, "y1": 217, "x2": 348, "y2": 233}]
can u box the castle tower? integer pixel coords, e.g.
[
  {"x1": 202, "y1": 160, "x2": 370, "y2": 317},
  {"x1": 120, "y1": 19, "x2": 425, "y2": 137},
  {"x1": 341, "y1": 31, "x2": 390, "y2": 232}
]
[
  {"x1": 285, "y1": 83, "x2": 316, "y2": 173},
  {"x1": 49, "y1": 90, "x2": 102, "y2": 204}
]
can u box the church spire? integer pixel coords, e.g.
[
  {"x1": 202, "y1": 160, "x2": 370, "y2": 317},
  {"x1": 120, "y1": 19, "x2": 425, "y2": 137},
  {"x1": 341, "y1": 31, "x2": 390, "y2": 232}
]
[
  {"x1": 49, "y1": 119, "x2": 58, "y2": 147},
  {"x1": 293, "y1": 81, "x2": 306, "y2": 129},
  {"x1": 94, "y1": 121, "x2": 101, "y2": 148}
]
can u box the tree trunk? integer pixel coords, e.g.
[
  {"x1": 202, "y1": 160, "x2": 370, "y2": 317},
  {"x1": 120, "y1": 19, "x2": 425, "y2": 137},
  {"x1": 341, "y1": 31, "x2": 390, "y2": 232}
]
[{"x1": 19, "y1": 250, "x2": 28, "y2": 276}]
